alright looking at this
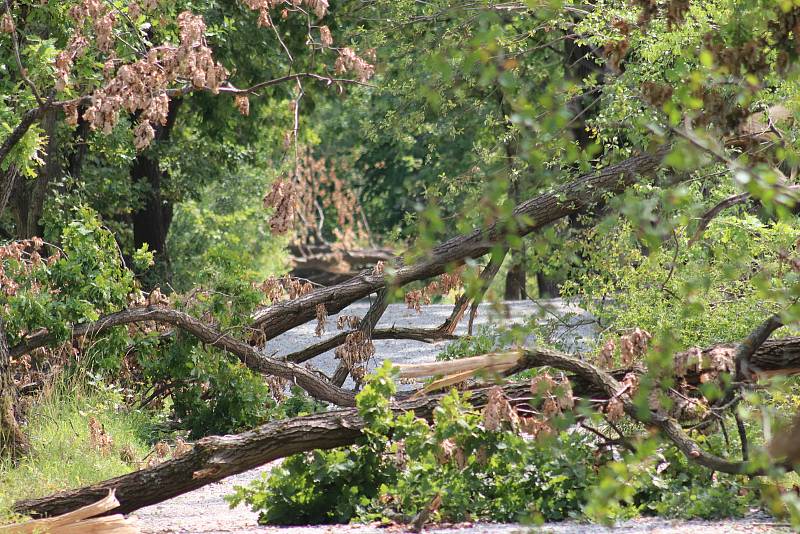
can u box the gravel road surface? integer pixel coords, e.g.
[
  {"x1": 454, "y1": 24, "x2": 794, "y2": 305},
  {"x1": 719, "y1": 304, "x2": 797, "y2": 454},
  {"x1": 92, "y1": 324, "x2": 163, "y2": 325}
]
[{"x1": 132, "y1": 301, "x2": 792, "y2": 534}]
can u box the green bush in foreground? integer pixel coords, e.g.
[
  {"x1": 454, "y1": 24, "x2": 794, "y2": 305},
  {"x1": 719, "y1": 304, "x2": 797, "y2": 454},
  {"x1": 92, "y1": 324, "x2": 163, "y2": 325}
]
[{"x1": 228, "y1": 363, "x2": 755, "y2": 526}]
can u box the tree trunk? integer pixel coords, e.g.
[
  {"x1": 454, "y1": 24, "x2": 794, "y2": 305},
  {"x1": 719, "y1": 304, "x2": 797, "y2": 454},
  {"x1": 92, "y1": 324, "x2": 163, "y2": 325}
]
[
  {"x1": 14, "y1": 383, "x2": 530, "y2": 518},
  {"x1": 0, "y1": 317, "x2": 29, "y2": 460},
  {"x1": 130, "y1": 100, "x2": 182, "y2": 287},
  {"x1": 67, "y1": 107, "x2": 91, "y2": 181},
  {"x1": 251, "y1": 146, "x2": 670, "y2": 338},
  {"x1": 497, "y1": 88, "x2": 528, "y2": 301},
  {"x1": 10, "y1": 108, "x2": 60, "y2": 239},
  {"x1": 563, "y1": 28, "x2": 605, "y2": 148},
  {"x1": 535, "y1": 272, "x2": 560, "y2": 298},
  {"x1": 504, "y1": 247, "x2": 527, "y2": 300}
]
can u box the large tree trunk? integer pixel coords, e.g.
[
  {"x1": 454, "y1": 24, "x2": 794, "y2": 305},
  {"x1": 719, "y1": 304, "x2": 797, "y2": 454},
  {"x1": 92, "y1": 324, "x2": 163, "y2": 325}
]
[
  {"x1": 10, "y1": 108, "x2": 60, "y2": 239},
  {"x1": 14, "y1": 383, "x2": 530, "y2": 518},
  {"x1": 130, "y1": 100, "x2": 182, "y2": 286},
  {"x1": 563, "y1": 31, "x2": 605, "y2": 148},
  {"x1": 535, "y1": 272, "x2": 560, "y2": 298}
]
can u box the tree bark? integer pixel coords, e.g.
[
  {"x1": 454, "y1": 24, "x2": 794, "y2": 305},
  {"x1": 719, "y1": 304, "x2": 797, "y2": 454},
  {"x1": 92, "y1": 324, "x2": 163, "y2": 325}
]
[
  {"x1": 0, "y1": 106, "x2": 45, "y2": 170},
  {"x1": 535, "y1": 272, "x2": 560, "y2": 298},
  {"x1": 10, "y1": 108, "x2": 59, "y2": 238},
  {"x1": 130, "y1": 100, "x2": 182, "y2": 286},
  {"x1": 290, "y1": 245, "x2": 395, "y2": 286}
]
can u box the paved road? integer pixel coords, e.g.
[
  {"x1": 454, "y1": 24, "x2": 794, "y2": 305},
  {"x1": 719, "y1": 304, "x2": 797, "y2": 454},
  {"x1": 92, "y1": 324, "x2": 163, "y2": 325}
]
[{"x1": 131, "y1": 301, "x2": 790, "y2": 534}]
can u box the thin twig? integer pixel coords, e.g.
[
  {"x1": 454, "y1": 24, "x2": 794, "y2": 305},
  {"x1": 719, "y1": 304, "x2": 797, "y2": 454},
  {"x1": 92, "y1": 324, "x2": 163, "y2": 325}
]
[
  {"x1": 735, "y1": 412, "x2": 749, "y2": 461},
  {"x1": 4, "y1": 0, "x2": 43, "y2": 105}
]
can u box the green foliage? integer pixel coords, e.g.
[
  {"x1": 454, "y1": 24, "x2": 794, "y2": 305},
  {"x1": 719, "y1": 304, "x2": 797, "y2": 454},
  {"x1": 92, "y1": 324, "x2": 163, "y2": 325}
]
[
  {"x1": 1, "y1": 206, "x2": 276, "y2": 439},
  {"x1": 559, "y1": 188, "x2": 800, "y2": 354},
  {"x1": 585, "y1": 436, "x2": 755, "y2": 523},
  {"x1": 2, "y1": 207, "x2": 150, "y2": 372},
  {"x1": 167, "y1": 169, "x2": 288, "y2": 293},
  {"x1": 229, "y1": 364, "x2": 763, "y2": 526},
  {"x1": 135, "y1": 247, "x2": 276, "y2": 438},
  {"x1": 435, "y1": 326, "x2": 500, "y2": 361},
  {"x1": 225, "y1": 362, "x2": 400, "y2": 525},
  {"x1": 228, "y1": 364, "x2": 582, "y2": 525},
  {"x1": 151, "y1": 345, "x2": 273, "y2": 439}
]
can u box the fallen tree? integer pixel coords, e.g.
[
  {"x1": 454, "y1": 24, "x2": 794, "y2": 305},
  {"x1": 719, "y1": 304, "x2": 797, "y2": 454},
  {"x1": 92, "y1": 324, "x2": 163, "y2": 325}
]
[
  {"x1": 249, "y1": 147, "x2": 670, "y2": 339},
  {"x1": 289, "y1": 244, "x2": 395, "y2": 286},
  {"x1": 14, "y1": 382, "x2": 530, "y2": 517},
  {"x1": 9, "y1": 144, "x2": 800, "y2": 520},
  {"x1": 7, "y1": 147, "x2": 669, "y2": 404},
  {"x1": 16, "y1": 333, "x2": 791, "y2": 518}
]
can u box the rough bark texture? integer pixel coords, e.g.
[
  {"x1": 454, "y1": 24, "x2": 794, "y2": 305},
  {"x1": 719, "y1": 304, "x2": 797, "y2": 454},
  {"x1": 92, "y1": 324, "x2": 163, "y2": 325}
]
[
  {"x1": 14, "y1": 383, "x2": 530, "y2": 518},
  {"x1": 498, "y1": 88, "x2": 527, "y2": 302},
  {"x1": 130, "y1": 100, "x2": 182, "y2": 285},
  {"x1": 251, "y1": 146, "x2": 671, "y2": 338}
]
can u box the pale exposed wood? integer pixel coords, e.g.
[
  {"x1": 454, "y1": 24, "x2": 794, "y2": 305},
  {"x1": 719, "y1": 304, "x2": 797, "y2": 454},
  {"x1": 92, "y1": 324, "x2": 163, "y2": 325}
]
[
  {"x1": 1, "y1": 490, "x2": 139, "y2": 533},
  {"x1": 396, "y1": 351, "x2": 521, "y2": 379}
]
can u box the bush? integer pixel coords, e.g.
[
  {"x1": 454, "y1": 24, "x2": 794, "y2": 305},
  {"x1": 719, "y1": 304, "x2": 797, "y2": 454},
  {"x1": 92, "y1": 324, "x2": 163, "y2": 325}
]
[
  {"x1": 229, "y1": 364, "x2": 764, "y2": 527},
  {"x1": 227, "y1": 363, "x2": 605, "y2": 525}
]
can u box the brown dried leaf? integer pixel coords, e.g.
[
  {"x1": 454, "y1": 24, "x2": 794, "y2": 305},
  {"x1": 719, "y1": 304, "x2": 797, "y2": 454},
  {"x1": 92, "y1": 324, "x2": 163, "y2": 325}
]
[
  {"x1": 234, "y1": 94, "x2": 250, "y2": 116},
  {"x1": 314, "y1": 303, "x2": 327, "y2": 336},
  {"x1": 598, "y1": 338, "x2": 615, "y2": 369},
  {"x1": 481, "y1": 386, "x2": 518, "y2": 431}
]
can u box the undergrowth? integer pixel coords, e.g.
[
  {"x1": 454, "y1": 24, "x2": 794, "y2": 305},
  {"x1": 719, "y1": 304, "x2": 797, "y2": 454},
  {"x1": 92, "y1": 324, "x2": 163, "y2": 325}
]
[{"x1": 0, "y1": 377, "x2": 165, "y2": 524}]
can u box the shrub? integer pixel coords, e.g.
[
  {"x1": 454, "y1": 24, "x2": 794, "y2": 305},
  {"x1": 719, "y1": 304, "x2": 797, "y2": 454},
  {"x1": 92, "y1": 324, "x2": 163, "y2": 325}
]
[{"x1": 227, "y1": 363, "x2": 604, "y2": 525}]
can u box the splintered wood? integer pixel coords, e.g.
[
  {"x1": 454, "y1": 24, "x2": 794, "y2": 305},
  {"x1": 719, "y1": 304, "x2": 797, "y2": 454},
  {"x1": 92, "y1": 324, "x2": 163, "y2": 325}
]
[
  {"x1": 396, "y1": 351, "x2": 522, "y2": 396},
  {"x1": 0, "y1": 490, "x2": 139, "y2": 534}
]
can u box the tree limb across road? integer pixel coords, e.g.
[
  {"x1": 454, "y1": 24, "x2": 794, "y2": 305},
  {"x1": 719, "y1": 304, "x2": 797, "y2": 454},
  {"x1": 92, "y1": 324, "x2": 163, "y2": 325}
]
[{"x1": 249, "y1": 146, "x2": 671, "y2": 339}]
